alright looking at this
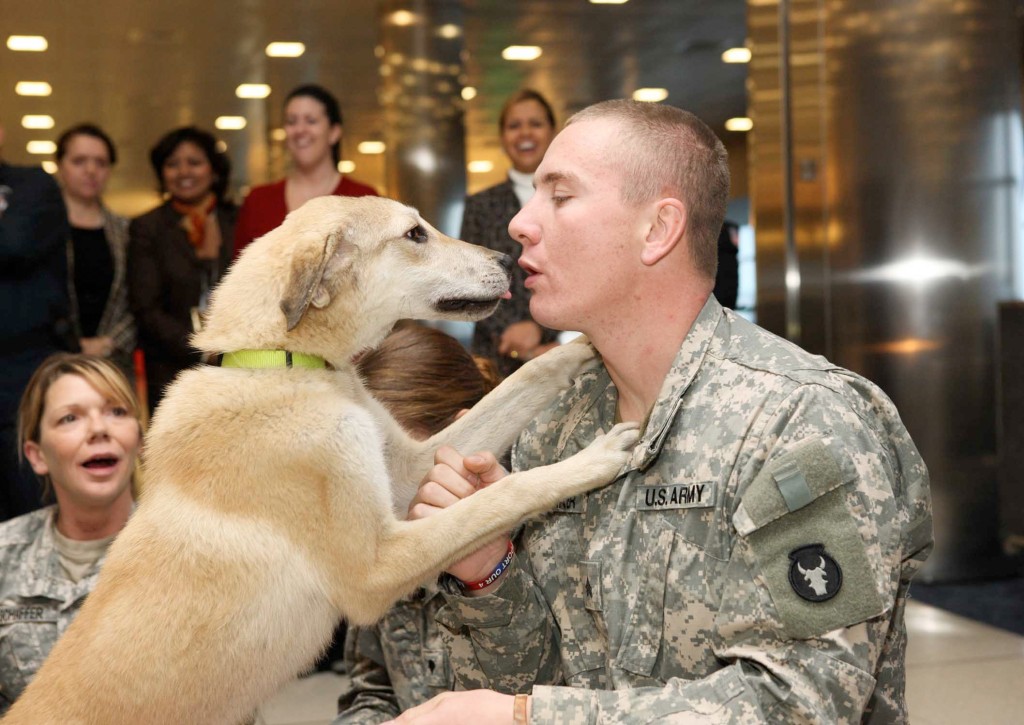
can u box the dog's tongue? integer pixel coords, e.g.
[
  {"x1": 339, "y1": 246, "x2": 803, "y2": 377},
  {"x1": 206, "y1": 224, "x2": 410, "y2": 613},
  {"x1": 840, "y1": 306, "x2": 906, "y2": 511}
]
[{"x1": 501, "y1": 290, "x2": 512, "y2": 299}]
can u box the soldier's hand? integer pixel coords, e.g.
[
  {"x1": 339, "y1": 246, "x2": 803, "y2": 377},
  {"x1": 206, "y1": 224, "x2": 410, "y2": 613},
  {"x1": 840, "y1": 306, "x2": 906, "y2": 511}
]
[
  {"x1": 408, "y1": 446, "x2": 511, "y2": 586},
  {"x1": 384, "y1": 690, "x2": 521, "y2": 724}
]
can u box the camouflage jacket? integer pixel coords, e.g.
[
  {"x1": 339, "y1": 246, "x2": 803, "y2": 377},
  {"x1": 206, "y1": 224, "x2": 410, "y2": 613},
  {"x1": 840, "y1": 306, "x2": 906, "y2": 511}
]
[
  {"x1": 437, "y1": 296, "x2": 933, "y2": 724},
  {"x1": 334, "y1": 585, "x2": 453, "y2": 724},
  {"x1": 0, "y1": 506, "x2": 108, "y2": 713}
]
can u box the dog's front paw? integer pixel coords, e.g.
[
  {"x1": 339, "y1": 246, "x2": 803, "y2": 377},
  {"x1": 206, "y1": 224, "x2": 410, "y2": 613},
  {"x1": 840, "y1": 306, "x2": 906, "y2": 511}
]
[{"x1": 574, "y1": 421, "x2": 641, "y2": 482}]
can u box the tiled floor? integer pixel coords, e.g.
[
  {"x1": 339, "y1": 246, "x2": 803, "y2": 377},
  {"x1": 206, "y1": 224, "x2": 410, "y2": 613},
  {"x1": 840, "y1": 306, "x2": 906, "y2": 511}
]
[{"x1": 256, "y1": 601, "x2": 1024, "y2": 724}]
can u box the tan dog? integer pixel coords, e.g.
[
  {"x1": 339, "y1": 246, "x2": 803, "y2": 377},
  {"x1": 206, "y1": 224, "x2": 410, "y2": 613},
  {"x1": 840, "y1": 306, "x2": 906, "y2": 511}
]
[{"x1": 5, "y1": 196, "x2": 639, "y2": 724}]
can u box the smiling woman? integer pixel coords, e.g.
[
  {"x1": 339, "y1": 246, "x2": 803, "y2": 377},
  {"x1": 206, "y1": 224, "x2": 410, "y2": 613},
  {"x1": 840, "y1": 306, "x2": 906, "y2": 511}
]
[
  {"x1": 0, "y1": 353, "x2": 142, "y2": 714},
  {"x1": 232, "y1": 84, "x2": 378, "y2": 259},
  {"x1": 127, "y1": 126, "x2": 237, "y2": 413}
]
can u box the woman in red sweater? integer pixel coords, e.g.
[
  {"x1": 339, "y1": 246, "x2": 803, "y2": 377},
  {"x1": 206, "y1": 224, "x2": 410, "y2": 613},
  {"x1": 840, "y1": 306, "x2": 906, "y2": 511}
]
[{"x1": 233, "y1": 84, "x2": 377, "y2": 257}]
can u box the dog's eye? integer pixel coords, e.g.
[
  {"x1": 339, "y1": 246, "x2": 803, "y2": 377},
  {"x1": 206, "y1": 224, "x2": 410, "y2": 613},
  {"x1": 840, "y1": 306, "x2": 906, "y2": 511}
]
[{"x1": 405, "y1": 225, "x2": 428, "y2": 244}]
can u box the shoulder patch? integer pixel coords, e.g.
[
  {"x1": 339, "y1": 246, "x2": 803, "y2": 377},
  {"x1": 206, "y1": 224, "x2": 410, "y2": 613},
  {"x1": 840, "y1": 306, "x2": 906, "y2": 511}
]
[{"x1": 788, "y1": 544, "x2": 842, "y2": 602}]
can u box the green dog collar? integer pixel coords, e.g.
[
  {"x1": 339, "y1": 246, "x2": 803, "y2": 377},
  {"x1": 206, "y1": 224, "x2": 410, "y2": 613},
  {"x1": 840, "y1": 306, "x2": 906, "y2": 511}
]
[{"x1": 220, "y1": 350, "x2": 327, "y2": 370}]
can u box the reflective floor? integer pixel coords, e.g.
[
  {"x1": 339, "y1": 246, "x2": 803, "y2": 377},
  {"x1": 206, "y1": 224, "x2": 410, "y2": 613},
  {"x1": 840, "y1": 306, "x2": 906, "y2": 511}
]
[{"x1": 255, "y1": 601, "x2": 1024, "y2": 725}]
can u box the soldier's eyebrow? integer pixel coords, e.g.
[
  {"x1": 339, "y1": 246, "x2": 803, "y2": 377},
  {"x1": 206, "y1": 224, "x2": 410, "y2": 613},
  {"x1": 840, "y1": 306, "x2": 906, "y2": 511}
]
[{"x1": 536, "y1": 171, "x2": 579, "y2": 189}]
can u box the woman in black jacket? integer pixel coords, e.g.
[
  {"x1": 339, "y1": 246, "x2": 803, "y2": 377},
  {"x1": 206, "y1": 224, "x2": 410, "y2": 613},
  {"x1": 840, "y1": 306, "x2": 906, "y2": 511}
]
[{"x1": 128, "y1": 126, "x2": 236, "y2": 413}]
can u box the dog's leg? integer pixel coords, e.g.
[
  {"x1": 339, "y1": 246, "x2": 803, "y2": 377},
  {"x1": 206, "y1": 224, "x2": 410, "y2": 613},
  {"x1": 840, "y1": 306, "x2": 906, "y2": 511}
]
[
  {"x1": 347, "y1": 421, "x2": 639, "y2": 623},
  {"x1": 383, "y1": 338, "x2": 598, "y2": 508}
]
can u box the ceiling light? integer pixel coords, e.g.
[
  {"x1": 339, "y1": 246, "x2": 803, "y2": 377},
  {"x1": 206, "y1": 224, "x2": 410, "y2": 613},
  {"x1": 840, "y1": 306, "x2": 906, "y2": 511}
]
[
  {"x1": 7, "y1": 36, "x2": 48, "y2": 52},
  {"x1": 215, "y1": 116, "x2": 247, "y2": 130},
  {"x1": 725, "y1": 117, "x2": 753, "y2": 132},
  {"x1": 632, "y1": 88, "x2": 668, "y2": 103},
  {"x1": 236, "y1": 83, "x2": 271, "y2": 99},
  {"x1": 388, "y1": 10, "x2": 419, "y2": 26},
  {"x1": 502, "y1": 45, "x2": 542, "y2": 61},
  {"x1": 22, "y1": 115, "x2": 55, "y2": 129},
  {"x1": 437, "y1": 24, "x2": 462, "y2": 39},
  {"x1": 216, "y1": 140, "x2": 228, "y2": 153},
  {"x1": 42, "y1": 160, "x2": 58, "y2": 174},
  {"x1": 338, "y1": 160, "x2": 356, "y2": 173},
  {"x1": 461, "y1": 86, "x2": 477, "y2": 101},
  {"x1": 358, "y1": 141, "x2": 386, "y2": 154},
  {"x1": 270, "y1": 128, "x2": 287, "y2": 142},
  {"x1": 722, "y1": 47, "x2": 752, "y2": 63},
  {"x1": 467, "y1": 160, "x2": 494, "y2": 173},
  {"x1": 27, "y1": 140, "x2": 57, "y2": 154},
  {"x1": 265, "y1": 42, "x2": 305, "y2": 58},
  {"x1": 15, "y1": 81, "x2": 52, "y2": 96}
]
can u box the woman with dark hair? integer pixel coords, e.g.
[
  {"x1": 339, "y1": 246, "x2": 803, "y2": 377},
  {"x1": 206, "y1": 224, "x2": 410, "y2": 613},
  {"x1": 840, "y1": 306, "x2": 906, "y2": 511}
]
[
  {"x1": 233, "y1": 83, "x2": 377, "y2": 258},
  {"x1": 127, "y1": 126, "x2": 236, "y2": 412},
  {"x1": 460, "y1": 89, "x2": 561, "y2": 376},
  {"x1": 335, "y1": 323, "x2": 501, "y2": 722},
  {"x1": 55, "y1": 124, "x2": 135, "y2": 378}
]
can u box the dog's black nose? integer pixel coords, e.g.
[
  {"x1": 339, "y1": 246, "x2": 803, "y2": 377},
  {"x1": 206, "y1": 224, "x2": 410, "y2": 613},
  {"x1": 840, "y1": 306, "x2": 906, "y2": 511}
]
[{"x1": 497, "y1": 254, "x2": 514, "y2": 273}]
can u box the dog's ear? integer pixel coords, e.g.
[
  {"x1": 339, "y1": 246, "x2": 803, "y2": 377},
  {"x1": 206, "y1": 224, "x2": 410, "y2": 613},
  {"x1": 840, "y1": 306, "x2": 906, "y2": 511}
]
[{"x1": 280, "y1": 230, "x2": 349, "y2": 331}]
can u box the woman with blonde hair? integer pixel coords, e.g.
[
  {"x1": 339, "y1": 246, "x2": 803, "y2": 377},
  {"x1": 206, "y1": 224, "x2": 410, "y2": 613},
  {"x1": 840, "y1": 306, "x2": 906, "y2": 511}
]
[{"x1": 0, "y1": 353, "x2": 142, "y2": 713}]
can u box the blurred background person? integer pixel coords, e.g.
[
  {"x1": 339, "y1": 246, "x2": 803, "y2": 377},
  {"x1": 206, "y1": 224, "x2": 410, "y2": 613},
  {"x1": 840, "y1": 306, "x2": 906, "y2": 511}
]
[
  {"x1": 712, "y1": 220, "x2": 739, "y2": 309},
  {"x1": 233, "y1": 83, "x2": 377, "y2": 258},
  {"x1": 128, "y1": 126, "x2": 236, "y2": 413},
  {"x1": 334, "y1": 322, "x2": 500, "y2": 723},
  {"x1": 0, "y1": 121, "x2": 75, "y2": 521},
  {"x1": 0, "y1": 353, "x2": 142, "y2": 713},
  {"x1": 460, "y1": 89, "x2": 560, "y2": 377},
  {"x1": 55, "y1": 124, "x2": 135, "y2": 379}
]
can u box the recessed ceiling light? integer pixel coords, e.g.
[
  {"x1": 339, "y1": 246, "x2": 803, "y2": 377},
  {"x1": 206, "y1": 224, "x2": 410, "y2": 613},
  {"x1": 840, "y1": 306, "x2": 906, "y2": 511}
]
[
  {"x1": 215, "y1": 140, "x2": 228, "y2": 153},
  {"x1": 633, "y1": 88, "x2": 668, "y2": 103},
  {"x1": 236, "y1": 83, "x2": 271, "y2": 99},
  {"x1": 215, "y1": 116, "x2": 247, "y2": 130},
  {"x1": 15, "y1": 81, "x2": 52, "y2": 96},
  {"x1": 437, "y1": 24, "x2": 462, "y2": 39},
  {"x1": 467, "y1": 160, "x2": 494, "y2": 173},
  {"x1": 27, "y1": 140, "x2": 57, "y2": 154},
  {"x1": 358, "y1": 141, "x2": 386, "y2": 155},
  {"x1": 270, "y1": 128, "x2": 287, "y2": 142},
  {"x1": 502, "y1": 45, "x2": 542, "y2": 61},
  {"x1": 265, "y1": 42, "x2": 305, "y2": 58},
  {"x1": 22, "y1": 115, "x2": 55, "y2": 129},
  {"x1": 388, "y1": 10, "x2": 419, "y2": 26},
  {"x1": 42, "y1": 160, "x2": 58, "y2": 174},
  {"x1": 461, "y1": 86, "x2": 477, "y2": 101},
  {"x1": 721, "y1": 47, "x2": 752, "y2": 63},
  {"x1": 7, "y1": 36, "x2": 48, "y2": 52},
  {"x1": 725, "y1": 117, "x2": 753, "y2": 132},
  {"x1": 338, "y1": 160, "x2": 356, "y2": 173}
]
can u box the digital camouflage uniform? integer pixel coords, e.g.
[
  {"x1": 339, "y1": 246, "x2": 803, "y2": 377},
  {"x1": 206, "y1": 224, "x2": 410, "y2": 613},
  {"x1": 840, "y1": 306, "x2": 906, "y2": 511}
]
[
  {"x1": 436, "y1": 297, "x2": 933, "y2": 724},
  {"x1": 334, "y1": 584, "x2": 453, "y2": 723},
  {"x1": 0, "y1": 506, "x2": 109, "y2": 713}
]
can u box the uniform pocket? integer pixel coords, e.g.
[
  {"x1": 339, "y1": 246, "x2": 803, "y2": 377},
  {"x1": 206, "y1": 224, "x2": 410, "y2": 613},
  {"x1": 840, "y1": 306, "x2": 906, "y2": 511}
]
[{"x1": 734, "y1": 438, "x2": 887, "y2": 639}]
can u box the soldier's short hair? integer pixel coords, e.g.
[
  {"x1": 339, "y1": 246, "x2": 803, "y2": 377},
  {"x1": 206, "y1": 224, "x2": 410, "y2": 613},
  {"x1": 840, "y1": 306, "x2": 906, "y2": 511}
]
[{"x1": 566, "y1": 100, "x2": 729, "y2": 280}]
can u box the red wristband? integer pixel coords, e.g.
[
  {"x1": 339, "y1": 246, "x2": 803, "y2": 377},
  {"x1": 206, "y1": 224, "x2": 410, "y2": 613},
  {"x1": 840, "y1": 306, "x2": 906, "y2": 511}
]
[{"x1": 455, "y1": 540, "x2": 515, "y2": 590}]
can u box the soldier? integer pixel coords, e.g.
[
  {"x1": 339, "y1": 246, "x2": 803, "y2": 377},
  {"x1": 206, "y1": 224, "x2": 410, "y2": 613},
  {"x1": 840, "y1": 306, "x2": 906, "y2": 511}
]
[
  {"x1": 389, "y1": 100, "x2": 933, "y2": 724},
  {"x1": 0, "y1": 354, "x2": 141, "y2": 713}
]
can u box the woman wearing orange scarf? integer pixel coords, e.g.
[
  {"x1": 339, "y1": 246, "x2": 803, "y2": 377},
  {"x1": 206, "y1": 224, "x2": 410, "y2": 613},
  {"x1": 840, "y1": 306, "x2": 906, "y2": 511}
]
[{"x1": 127, "y1": 127, "x2": 237, "y2": 413}]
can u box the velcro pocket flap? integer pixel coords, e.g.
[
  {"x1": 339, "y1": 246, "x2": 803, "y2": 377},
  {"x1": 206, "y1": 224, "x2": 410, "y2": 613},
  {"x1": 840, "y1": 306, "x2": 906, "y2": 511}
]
[{"x1": 732, "y1": 437, "x2": 856, "y2": 537}]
